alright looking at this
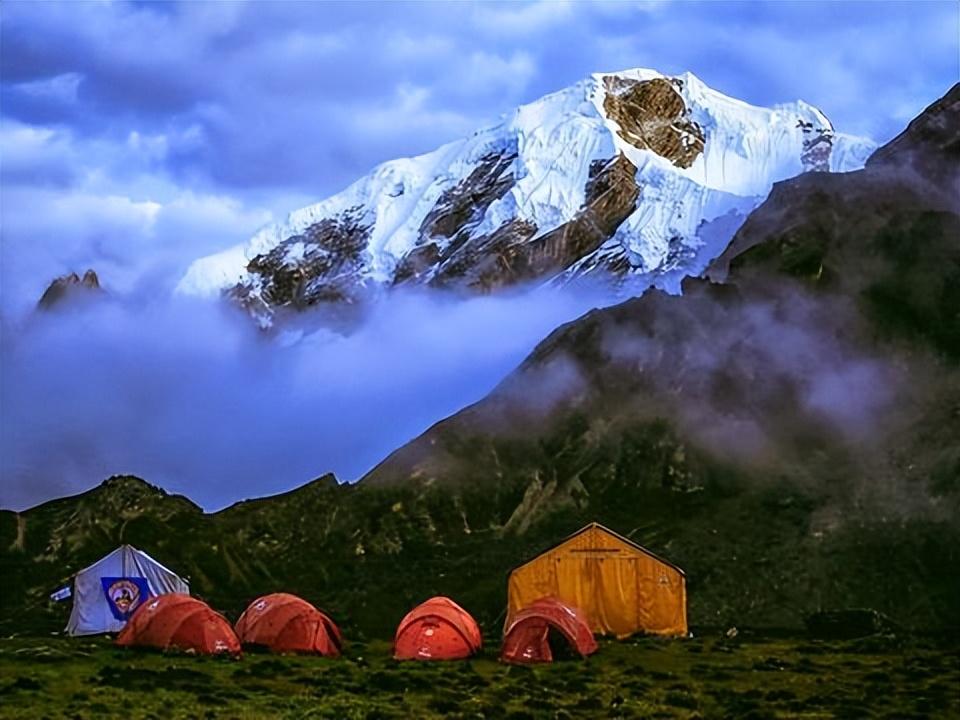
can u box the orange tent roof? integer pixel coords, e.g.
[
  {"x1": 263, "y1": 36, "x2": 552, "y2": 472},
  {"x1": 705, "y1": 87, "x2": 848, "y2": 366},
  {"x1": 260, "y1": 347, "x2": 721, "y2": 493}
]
[
  {"x1": 501, "y1": 596, "x2": 597, "y2": 664},
  {"x1": 235, "y1": 593, "x2": 342, "y2": 656},
  {"x1": 116, "y1": 594, "x2": 240, "y2": 655},
  {"x1": 394, "y1": 596, "x2": 482, "y2": 661}
]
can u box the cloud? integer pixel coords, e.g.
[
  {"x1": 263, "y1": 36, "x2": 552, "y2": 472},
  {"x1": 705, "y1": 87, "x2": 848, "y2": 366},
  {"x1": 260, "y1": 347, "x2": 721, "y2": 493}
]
[
  {"x1": 0, "y1": 286, "x2": 609, "y2": 511},
  {"x1": 597, "y1": 287, "x2": 920, "y2": 477},
  {"x1": 0, "y1": 174, "x2": 272, "y2": 315},
  {"x1": 0, "y1": 121, "x2": 78, "y2": 187}
]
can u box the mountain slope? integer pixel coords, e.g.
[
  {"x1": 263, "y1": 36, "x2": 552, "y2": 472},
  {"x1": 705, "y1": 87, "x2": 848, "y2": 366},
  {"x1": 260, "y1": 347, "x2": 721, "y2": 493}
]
[
  {"x1": 2, "y1": 87, "x2": 955, "y2": 640},
  {"x1": 356, "y1": 84, "x2": 960, "y2": 622},
  {"x1": 363, "y1": 84, "x2": 959, "y2": 489},
  {"x1": 178, "y1": 69, "x2": 873, "y2": 326}
]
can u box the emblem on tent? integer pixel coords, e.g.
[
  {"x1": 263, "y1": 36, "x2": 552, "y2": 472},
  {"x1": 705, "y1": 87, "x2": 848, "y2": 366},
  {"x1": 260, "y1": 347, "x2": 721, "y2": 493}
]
[
  {"x1": 101, "y1": 576, "x2": 150, "y2": 621},
  {"x1": 109, "y1": 580, "x2": 141, "y2": 613}
]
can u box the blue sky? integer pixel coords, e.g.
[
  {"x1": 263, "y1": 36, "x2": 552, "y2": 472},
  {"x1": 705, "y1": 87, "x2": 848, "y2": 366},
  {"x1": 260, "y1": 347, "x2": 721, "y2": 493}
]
[{"x1": 1, "y1": 0, "x2": 958, "y2": 311}]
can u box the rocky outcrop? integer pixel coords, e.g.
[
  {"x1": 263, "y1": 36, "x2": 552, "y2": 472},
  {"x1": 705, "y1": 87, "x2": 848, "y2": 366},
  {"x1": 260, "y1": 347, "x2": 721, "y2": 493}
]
[
  {"x1": 230, "y1": 209, "x2": 372, "y2": 318},
  {"x1": 430, "y1": 218, "x2": 540, "y2": 290},
  {"x1": 602, "y1": 76, "x2": 704, "y2": 168},
  {"x1": 395, "y1": 148, "x2": 521, "y2": 286},
  {"x1": 426, "y1": 153, "x2": 640, "y2": 291},
  {"x1": 418, "y1": 149, "x2": 517, "y2": 239},
  {"x1": 37, "y1": 269, "x2": 102, "y2": 310},
  {"x1": 244, "y1": 151, "x2": 640, "y2": 306},
  {"x1": 797, "y1": 119, "x2": 834, "y2": 172}
]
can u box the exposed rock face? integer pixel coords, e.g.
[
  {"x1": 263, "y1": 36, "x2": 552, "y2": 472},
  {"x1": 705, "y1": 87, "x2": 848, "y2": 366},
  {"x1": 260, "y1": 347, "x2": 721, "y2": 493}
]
[
  {"x1": 429, "y1": 218, "x2": 539, "y2": 290},
  {"x1": 797, "y1": 119, "x2": 834, "y2": 172},
  {"x1": 418, "y1": 150, "x2": 517, "y2": 240},
  {"x1": 431, "y1": 154, "x2": 640, "y2": 291},
  {"x1": 232, "y1": 149, "x2": 640, "y2": 312},
  {"x1": 396, "y1": 147, "x2": 528, "y2": 287},
  {"x1": 37, "y1": 269, "x2": 102, "y2": 310},
  {"x1": 230, "y1": 209, "x2": 372, "y2": 320},
  {"x1": 602, "y1": 76, "x2": 705, "y2": 168}
]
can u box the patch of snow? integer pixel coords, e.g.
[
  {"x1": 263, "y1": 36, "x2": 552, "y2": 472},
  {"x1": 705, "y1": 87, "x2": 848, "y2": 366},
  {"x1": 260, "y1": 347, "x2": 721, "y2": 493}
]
[{"x1": 176, "y1": 243, "x2": 249, "y2": 297}]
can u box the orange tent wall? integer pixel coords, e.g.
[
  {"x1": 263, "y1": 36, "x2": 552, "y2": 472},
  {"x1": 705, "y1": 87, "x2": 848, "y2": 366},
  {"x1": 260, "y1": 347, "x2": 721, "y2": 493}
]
[{"x1": 507, "y1": 524, "x2": 687, "y2": 638}]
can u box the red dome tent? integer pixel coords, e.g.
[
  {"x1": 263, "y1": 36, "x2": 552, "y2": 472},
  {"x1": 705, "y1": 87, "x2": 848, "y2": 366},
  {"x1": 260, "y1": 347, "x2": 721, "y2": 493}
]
[
  {"x1": 394, "y1": 596, "x2": 482, "y2": 660},
  {"x1": 501, "y1": 596, "x2": 597, "y2": 664},
  {"x1": 116, "y1": 594, "x2": 240, "y2": 655},
  {"x1": 235, "y1": 593, "x2": 342, "y2": 656}
]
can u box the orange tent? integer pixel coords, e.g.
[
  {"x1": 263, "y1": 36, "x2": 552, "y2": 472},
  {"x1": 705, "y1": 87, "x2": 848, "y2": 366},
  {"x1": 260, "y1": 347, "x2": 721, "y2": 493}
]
[
  {"x1": 394, "y1": 596, "x2": 482, "y2": 660},
  {"x1": 501, "y1": 596, "x2": 597, "y2": 664},
  {"x1": 116, "y1": 593, "x2": 240, "y2": 655},
  {"x1": 235, "y1": 593, "x2": 342, "y2": 656},
  {"x1": 507, "y1": 522, "x2": 687, "y2": 638}
]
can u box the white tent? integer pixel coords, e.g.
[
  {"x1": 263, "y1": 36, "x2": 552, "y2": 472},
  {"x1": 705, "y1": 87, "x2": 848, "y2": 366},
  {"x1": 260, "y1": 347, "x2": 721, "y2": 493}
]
[{"x1": 65, "y1": 544, "x2": 189, "y2": 636}]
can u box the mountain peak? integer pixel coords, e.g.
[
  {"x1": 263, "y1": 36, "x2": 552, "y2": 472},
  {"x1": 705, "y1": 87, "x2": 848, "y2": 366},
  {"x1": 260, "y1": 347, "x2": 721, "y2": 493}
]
[
  {"x1": 178, "y1": 70, "x2": 875, "y2": 326},
  {"x1": 37, "y1": 269, "x2": 103, "y2": 310}
]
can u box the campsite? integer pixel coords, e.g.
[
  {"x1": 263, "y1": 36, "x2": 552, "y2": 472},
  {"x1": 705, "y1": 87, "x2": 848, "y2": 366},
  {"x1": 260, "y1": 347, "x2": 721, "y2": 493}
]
[{"x1": 1, "y1": 524, "x2": 958, "y2": 718}]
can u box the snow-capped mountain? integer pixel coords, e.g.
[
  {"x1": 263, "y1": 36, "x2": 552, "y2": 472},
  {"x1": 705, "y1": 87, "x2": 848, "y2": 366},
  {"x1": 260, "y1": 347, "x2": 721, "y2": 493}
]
[{"x1": 178, "y1": 68, "x2": 875, "y2": 324}]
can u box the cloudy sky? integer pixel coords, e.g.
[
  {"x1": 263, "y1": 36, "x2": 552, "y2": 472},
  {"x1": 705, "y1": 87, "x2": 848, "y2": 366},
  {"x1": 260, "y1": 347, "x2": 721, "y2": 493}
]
[
  {"x1": 1, "y1": 1, "x2": 957, "y2": 510},
  {"x1": 2, "y1": 0, "x2": 958, "y2": 312}
]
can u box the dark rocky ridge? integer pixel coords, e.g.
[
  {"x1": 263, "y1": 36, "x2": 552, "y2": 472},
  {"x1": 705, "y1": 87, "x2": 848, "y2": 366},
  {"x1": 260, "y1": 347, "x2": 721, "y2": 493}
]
[{"x1": 418, "y1": 150, "x2": 518, "y2": 241}]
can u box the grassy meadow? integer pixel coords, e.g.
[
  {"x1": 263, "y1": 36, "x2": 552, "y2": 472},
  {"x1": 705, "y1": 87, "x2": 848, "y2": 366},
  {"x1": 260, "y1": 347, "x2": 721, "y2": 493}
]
[{"x1": 0, "y1": 631, "x2": 957, "y2": 719}]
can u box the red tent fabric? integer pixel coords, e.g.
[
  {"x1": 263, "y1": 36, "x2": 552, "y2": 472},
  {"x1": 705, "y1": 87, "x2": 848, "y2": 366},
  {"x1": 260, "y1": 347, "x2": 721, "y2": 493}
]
[
  {"x1": 501, "y1": 596, "x2": 597, "y2": 664},
  {"x1": 235, "y1": 593, "x2": 342, "y2": 656},
  {"x1": 116, "y1": 593, "x2": 240, "y2": 655},
  {"x1": 394, "y1": 596, "x2": 482, "y2": 660}
]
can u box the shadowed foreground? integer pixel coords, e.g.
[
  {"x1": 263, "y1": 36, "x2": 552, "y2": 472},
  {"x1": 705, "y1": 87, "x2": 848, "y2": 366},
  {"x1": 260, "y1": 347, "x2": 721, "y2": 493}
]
[{"x1": 0, "y1": 632, "x2": 957, "y2": 719}]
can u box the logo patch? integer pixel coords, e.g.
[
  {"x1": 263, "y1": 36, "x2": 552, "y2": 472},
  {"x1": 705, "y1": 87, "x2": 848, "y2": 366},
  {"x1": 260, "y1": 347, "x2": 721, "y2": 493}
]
[{"x1": 101, "y1": 577, "x2": 150, "y2": 621}]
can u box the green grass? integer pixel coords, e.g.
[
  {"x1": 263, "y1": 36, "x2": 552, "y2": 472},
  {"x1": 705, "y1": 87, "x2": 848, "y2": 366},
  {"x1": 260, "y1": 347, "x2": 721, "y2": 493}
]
[{"x1": 1, "y1": 632, "x2": 957, "y2": 719}]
